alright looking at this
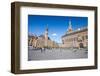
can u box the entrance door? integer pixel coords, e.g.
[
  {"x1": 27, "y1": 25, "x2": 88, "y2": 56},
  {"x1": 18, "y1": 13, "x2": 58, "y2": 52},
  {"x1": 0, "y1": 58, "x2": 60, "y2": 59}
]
[{"x1": 79, "y1": 43, "x2": 84, "y2": 48}]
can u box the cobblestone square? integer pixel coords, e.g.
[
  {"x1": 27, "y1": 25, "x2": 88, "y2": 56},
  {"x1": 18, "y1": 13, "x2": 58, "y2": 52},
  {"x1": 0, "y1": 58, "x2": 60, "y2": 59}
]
[{"x1": 28, "y1": 47, "x2": 88, "y2": 61}]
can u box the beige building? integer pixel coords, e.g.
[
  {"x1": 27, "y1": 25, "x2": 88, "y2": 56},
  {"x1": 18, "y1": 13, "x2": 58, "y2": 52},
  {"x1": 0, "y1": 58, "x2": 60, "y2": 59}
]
[
  {"x1": 61, "y1": 20, "x2": 88, "y2": 48},
  {"x1": 28, "y1": 26, "x2": 59, "y2": 48}
]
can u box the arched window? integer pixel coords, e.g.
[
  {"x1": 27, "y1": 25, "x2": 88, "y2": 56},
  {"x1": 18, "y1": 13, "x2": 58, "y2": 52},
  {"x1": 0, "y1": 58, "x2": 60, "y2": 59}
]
[
  {"x1": 86, "y1": 35, "x2": 88, "y2": 39},
  {"x1": 62, "y1": 40, "x2": 64, "y2": 44},
  {"x1": 82, "y1": 36, "x2": 84, "y2": 41}
]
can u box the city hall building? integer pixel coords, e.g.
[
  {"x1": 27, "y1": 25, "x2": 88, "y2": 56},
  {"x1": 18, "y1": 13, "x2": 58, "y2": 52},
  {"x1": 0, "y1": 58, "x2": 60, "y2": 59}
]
[
  {"x1": 28, "y1": 26, "x2": 59, "y2": 48},
  {"x1": 61, "y1": 20, "x2": 88, "y2": 48}
]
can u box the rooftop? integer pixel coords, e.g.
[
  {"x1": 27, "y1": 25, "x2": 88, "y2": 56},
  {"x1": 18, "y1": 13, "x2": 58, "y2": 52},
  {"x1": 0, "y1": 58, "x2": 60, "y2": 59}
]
[{"x1": 62, "y1": 27, "x2": 88, "y2": 38}]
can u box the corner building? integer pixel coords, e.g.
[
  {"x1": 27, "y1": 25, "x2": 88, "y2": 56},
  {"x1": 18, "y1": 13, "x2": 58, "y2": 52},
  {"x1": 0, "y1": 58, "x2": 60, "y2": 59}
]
[{"x1": 62, "y1": 20, "x2": 88, "y2": 48}]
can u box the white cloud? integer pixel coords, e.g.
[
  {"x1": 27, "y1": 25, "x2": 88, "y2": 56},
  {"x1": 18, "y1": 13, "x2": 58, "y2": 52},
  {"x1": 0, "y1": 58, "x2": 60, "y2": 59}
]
[{"x1": 52, "y1": 33, "x2": 57, "y2": 36}]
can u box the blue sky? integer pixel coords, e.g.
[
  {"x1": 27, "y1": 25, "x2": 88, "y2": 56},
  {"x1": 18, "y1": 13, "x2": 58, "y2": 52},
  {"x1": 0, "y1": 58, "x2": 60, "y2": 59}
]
[{"x1": 28, "y1": 15, "x2": 88, "y2": 43}]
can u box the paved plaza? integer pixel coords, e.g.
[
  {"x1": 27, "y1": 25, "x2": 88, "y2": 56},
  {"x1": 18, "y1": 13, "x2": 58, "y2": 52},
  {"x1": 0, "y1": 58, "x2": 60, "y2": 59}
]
[{"x1": 28, "y1": 47, "x2": 88, "y2": 61}]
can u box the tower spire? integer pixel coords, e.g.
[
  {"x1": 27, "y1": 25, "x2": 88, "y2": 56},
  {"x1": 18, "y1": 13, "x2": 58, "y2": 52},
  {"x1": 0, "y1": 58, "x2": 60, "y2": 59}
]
[
  {"x1": 68, "y1": 19, "x2": 72, "y2": 32},
  {"x1": 46, "y1": 24, "x2": 48, "y2": 31},
  {"x1": 69, "y1": 20, "x2": 72, "y2": 29},
  {"x1": 45, "y1": 24, "x2": 48, "y2": 47}
]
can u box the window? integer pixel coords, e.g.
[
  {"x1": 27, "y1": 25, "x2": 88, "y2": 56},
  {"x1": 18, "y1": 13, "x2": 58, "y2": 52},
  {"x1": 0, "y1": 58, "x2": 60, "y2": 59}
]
[
  {"x1": 62, "y1": 40, "x2": 64, "y2": 44},
  {"x1": 82, "y1": 36, "x2": 84, "y2": 41},
  {"x1": 86, "y1": 35, "x2": 88, "y2": 39}
]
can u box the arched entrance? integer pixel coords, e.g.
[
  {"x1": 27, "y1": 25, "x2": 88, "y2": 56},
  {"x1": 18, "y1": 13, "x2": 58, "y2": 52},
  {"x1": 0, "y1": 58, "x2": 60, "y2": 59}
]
[{"x1": 79, "y1": 43, "x2": 84, "y2": 48}]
